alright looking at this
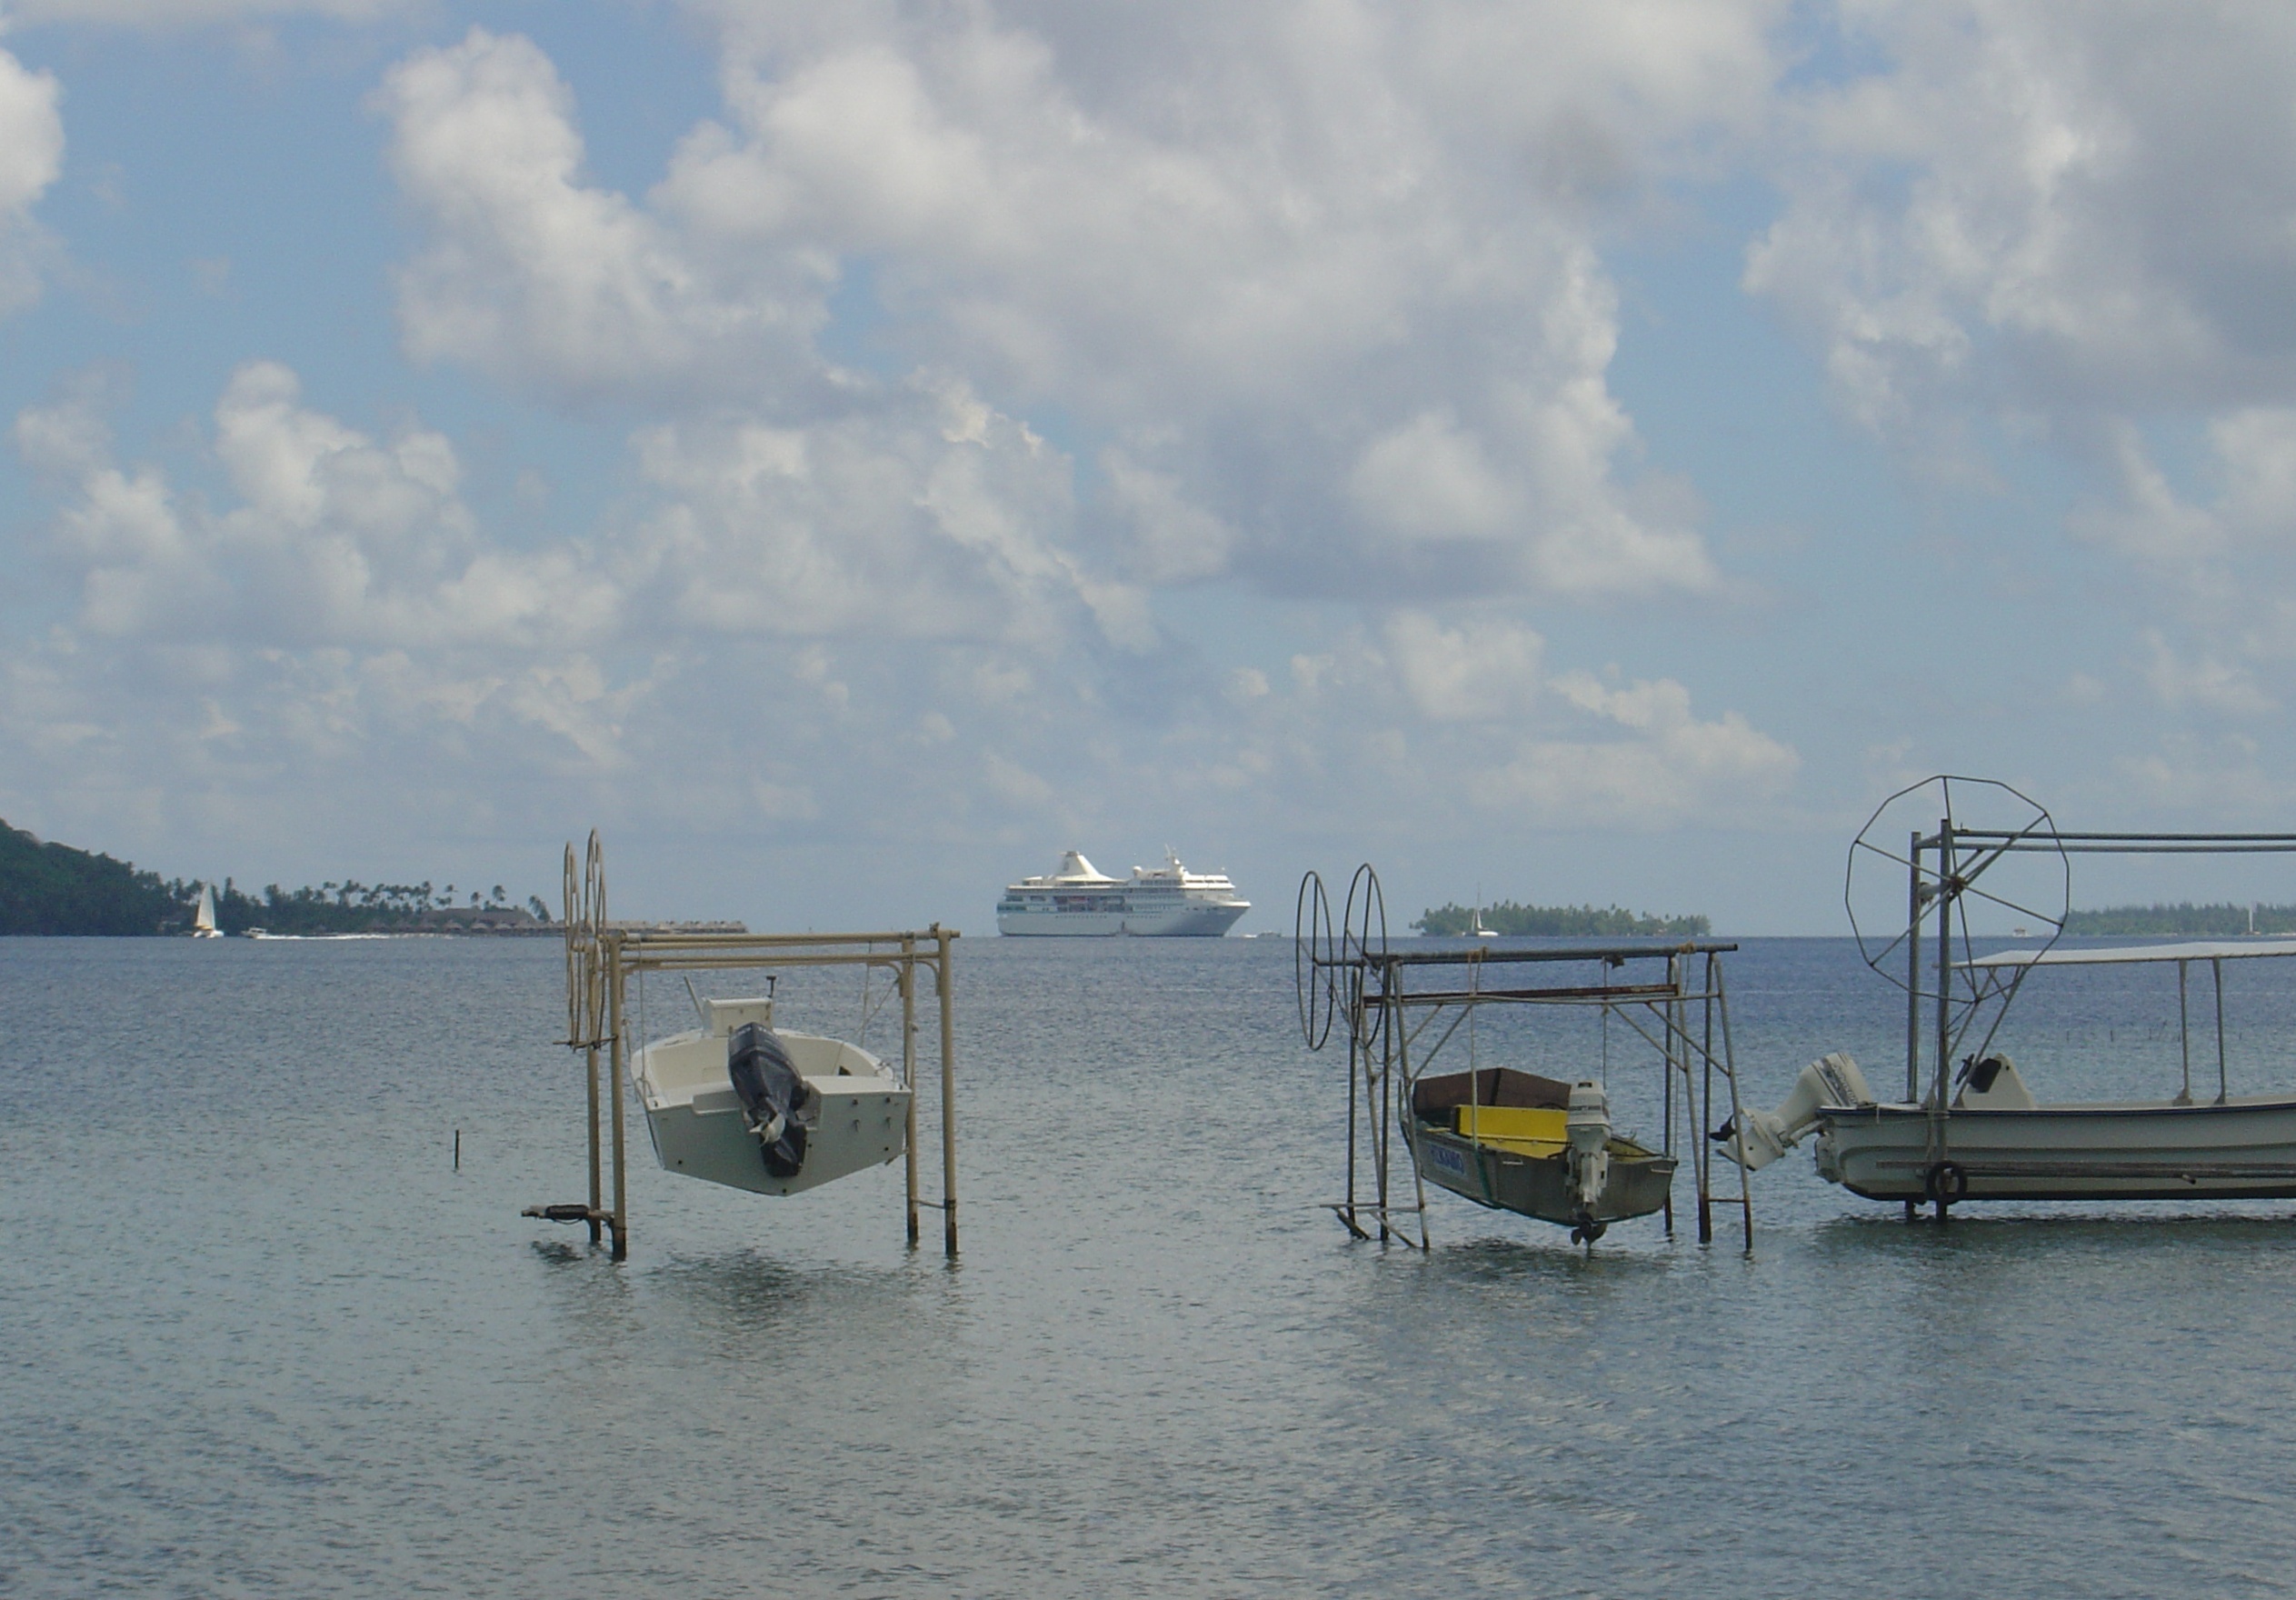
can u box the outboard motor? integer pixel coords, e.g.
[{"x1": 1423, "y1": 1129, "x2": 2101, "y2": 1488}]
[
  {"x1": 1565, "y1": 1081, "x2": 1612, "y2": 1242},
  {"x1": 727, "y1": 1022, "x2": 819, "y2": 1179},
  {"x1": 1715, "y1": 1051, "x2": 1873, "y2": 1171}
]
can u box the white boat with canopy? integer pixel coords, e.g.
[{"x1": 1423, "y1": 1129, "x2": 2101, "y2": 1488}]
[{"x1": 1730, "y1": 775, "x2": 2296, "y2": 1216}]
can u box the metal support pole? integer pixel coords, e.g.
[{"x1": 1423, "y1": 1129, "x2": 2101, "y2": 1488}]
[
  {"x1": 902, "y1": 938, "x2": 919, "y2": 1246},
  {"x1": 1906, "y1": 828, "x2": 1924, "y2": 1224},
  {"x1": 1661, "y1": 980, "x2": 1675, "y2": 1237},
  {"x1": 2214, "y1": 955, "x2": 2229, "y2": 1105},
  {"x1": 1681, "y1": 954, "x2": 1711, "y2": 1243},
  {"x1": 1393, "y1": 983, "x2": 1427, "y2": 1249},
  {"x1": 584, "y1": 1041, "x2": 603, "y2": 1245},
  {"x1": 935, "y1": 925, "x2": 959, "y2": 1257},
  {"x1": 1932, "y1": 820, "x2": 1955, "y2": 1221},
  {"x1": 1712, "y1": 953, "x2": 1753, "y2": 1253},
  {"x1": 1343, "y1": 1001, "x2": 1361, "y2": 1236},
  {"x1": 2177, "y1": 960, "x2": 2192, "y2": 1105},
  {"x1": 607, "y1": 936, "x2": 628, "y2": 1260},
  {"x1": 1375, "y1": 970, "x2": 1392, "y2": 1243},
  {"x1": 1907, "y1": 829, "x2": 1925, "y2": 1104}
]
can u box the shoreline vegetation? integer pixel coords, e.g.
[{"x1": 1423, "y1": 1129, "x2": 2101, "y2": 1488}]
[
  {"x1": 1413, "y1": 901, "x2": 1712, "y2": 938},
  {"x1": 0, "y1": 818, "x2": 556, "y2": 937},
  {"x1": 2065, "y1": 903, "x2": 2296, "y2": 936}
]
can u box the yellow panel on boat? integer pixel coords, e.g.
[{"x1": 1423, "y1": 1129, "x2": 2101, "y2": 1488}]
[
  {"x1": 1466, "y1": 1135, "x2": 1568, "y2": 1159},
  {"x1": 1454, "y1": 1105, "x2": 1568, "y2": 1142}
]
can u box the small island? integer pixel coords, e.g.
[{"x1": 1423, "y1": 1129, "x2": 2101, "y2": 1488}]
[
  {"x1": 2065, "y1": 903, "x2": 2296, "y2": 937},
  {"x1": 1413, "y1": 900, "x2": 1711, "y2": 937}
]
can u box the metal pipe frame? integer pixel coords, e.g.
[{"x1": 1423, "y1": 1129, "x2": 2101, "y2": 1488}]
[
  {"x1": 1317, "y1": 942, "x2": 1752, "y2": 1252},
  {"x1": 568, "y1": 920, "x2": 963, "y2": 1260},
  {"x1": 1933, "y1": 830, "x2": 2296, "y2": 854},
  {"x1": 1895, "y1": 818, "x2": 2296, "y2": 1220}
]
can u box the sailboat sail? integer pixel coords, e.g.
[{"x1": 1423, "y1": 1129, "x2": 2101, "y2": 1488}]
[{"x1": 192, "y1": 885, "x2": 221, "y2": 937}]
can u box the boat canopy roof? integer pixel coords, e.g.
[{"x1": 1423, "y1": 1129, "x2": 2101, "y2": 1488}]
[{"x1": 1965, "y1": 938, "x2": 2296, "y2": 970}]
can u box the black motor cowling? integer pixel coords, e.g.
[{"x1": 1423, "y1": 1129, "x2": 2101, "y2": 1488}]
[{"x1": 727, "y1": 1022, "x2": 816, "y2": 1178}]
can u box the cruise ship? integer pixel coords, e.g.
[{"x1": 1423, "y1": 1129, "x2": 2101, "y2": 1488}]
[{"x1": 997, "y1": 850, "x2": 1250, "y2": 936}]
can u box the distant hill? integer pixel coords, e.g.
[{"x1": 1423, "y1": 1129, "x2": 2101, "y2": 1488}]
[
  {"x1": 1414, "y1": 900, "x2": 1711, "y2": 937},
  {"x1": 0, "y1": 821, "x2": 197, "y2": 935},
  {"x1": 2065, "y1": 903, "x2": 2296, "y2": 937},
  {"x1": 0, "y1": 818, "x2": 550, "y2": 936}
]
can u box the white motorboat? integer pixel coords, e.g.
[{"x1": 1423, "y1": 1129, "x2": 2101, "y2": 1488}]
[
  {"x1": 1732, "y1": 775, "x2": 2296, "y2": 1215},
  {"x1": 632, "y1": 995, "x2": 909, "y2": 1196}
]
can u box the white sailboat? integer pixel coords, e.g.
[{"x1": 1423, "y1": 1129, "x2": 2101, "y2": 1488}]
[
  {"x1": 1467, "y1": 893, "x2": 1497, "y2": 939},
  {"x1": 191, "y1": 885, "x2": 224, "y2": 939}
]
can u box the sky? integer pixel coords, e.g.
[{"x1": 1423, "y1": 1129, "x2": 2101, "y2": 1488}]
[{"x1": 5, "y1": 0, "x2": 2296, "y2": 933}]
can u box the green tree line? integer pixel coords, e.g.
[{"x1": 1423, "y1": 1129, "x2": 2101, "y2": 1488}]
[
  {"x1": 2064, "y1": 903, "x2": 2296, "y2": 936},
  {"x1": 0, "y1": 818, "x2": 546, "y2": 935},
  {"x1": 1413, "y1": 900, "x2": 1711, "y2": 937}
]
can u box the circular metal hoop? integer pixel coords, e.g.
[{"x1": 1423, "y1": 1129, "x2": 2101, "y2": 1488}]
[
  {"x1": 564, "y1": 829, "x2": 608, "y2": 1047},
  {"x1": 1294, "y1": 871, "x2": 1337, "y2": 1050},
  {"x1": 1845, "y1": 773, "x2": 2070, "y2": 995},
  {"x1": 1342, "y1": 863, "x2": 1388, "y2": 968},
  {"x1": 1341, "y1": 865, "x2": 1390, "y2": 1055}
]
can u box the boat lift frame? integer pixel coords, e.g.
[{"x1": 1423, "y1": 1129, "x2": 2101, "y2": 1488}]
[
  {"x1": 1847, "y1": 775, "x2": 2296, "y2": 1215},
  {"x1": 539, "y1": 832, "x2": 961, "y2": 1260},
  {"x1": 1297, "y1": 866, "x2": 1755, "y2": 1252}
]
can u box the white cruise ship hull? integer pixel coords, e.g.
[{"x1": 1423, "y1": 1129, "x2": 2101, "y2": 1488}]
[{"x1": 996, "y1": 900, "x2": 1248, "y2": 937}]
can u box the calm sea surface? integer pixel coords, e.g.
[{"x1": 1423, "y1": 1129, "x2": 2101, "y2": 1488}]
[{"x1": 8, "y1": 934, "x2": 2296, "y2": 1596}]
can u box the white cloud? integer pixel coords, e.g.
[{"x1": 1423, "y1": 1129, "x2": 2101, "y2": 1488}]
[
  {"x1": 2071, "y1": 413, "x2": 2296, "y2": 593},
  {"x1": 7, "y1": 1, "x2": 418, "y2": 26},
  {"x1": 378, "y1": 28, "x2": 823, "y2": 401},
  {"x1": 2141, "y1": 630, "x2": 2274, "y2": 718},
  {"x1": 378, "y1": 11, "x2": 1770, "y2": 604},
  {"x1": 1350, "y1": 414, "x2": 1516, "y2": 544},
  {"x1": 20, "y1": 361, "x2": 618, "y2": 650},
  {"x1": 1241, "y1": 611, "x2": 1799, "y2": 828},
  {"x1": 1383, "y1": 611, "x2": 1543, "y2": 723},
  {"x1": 0, "y1": 38, "x2": 61, "y2": 317},
  {"x1": 1103, "y1": 452, "x2": 1233, "y2": 585},
  {"x1": 0, "y1": 6, "x2": 1823, "y2": 907},
  {"x1": 630, "y1": 373, "x2": 1149, "y2": 652},
  {"x1": 1752, "y1": 3, "x2": 2296, "y2": 453}
]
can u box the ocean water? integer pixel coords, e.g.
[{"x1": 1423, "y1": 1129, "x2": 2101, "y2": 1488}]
[{"x1": 7, "y1": 933, "x2": 2296, "y2": 1597}]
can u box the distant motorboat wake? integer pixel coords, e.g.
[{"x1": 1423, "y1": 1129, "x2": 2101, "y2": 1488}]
[{"x1": 244, "y1": 930, "x2": 413, "y2": 941}]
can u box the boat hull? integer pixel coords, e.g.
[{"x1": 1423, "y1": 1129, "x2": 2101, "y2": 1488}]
[
  {"x1": 637, "y1": 1031, "x2": 909, "y2": 1196},
  {"x1": 1815, "y1": 1097, "x2": 2296, "y2": 1202},
  {"x1": 1412, "y1": 1126, "x2": 1676, "y2": 1227},
  {"x1": 995, "y1": 901, "x2": 1247, "y2": 936}
]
